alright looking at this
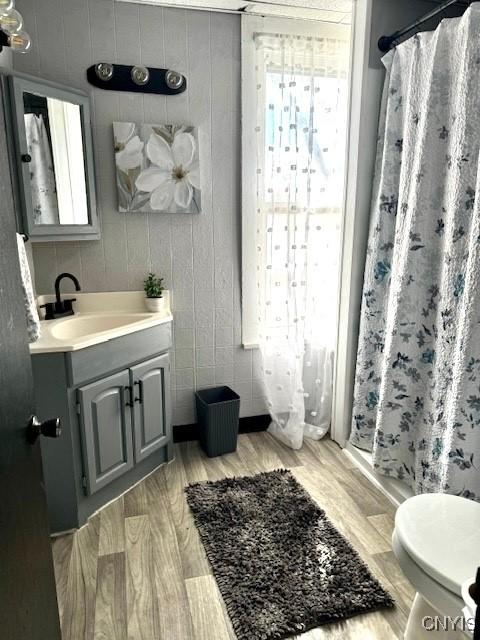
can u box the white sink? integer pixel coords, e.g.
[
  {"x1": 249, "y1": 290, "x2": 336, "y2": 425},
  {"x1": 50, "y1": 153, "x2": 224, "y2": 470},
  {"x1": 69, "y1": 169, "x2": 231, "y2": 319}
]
[
  {"x1": 30, "y1": 291, "x2": 172, "y2": 354},
  {"x1": 51, "y1": 313, "x2": 153, "y2": 340}
]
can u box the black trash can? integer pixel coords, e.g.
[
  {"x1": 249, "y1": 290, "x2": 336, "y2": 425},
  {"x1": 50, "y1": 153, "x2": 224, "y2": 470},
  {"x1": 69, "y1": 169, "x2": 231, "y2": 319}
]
[{"x1": 195, "y1": 386, "x2": 240, "y2": 457}]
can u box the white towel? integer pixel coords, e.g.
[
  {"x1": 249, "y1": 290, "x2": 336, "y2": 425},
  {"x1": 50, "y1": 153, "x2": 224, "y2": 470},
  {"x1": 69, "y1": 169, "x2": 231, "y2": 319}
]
[{"x1": 16, "y1": 233, "x2": 41, "y2": 343}]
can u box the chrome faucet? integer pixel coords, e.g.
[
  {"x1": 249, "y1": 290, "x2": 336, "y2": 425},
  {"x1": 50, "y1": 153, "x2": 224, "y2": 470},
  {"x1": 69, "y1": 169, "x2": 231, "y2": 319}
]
[{"x1": 40, "y1": 273, "x2": 81, "y2": 320}]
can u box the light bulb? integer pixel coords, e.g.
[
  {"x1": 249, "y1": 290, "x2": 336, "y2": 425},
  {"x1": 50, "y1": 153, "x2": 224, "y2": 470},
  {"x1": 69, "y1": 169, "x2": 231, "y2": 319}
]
[
  {"x1": 8, "y1": 30, "x2": 31, "y2": 53},
  {"x1": 95, "y1": 62, "x2": 114, "y2": 81},
  {"x1": 131, "y1": 65, "x2": 149, "y2": 86},
  {"x1": 0, "y1": 8, "x2": 23, "y2": 34},
  {"x1": 0, "y1": 0, "x2": 15, "y2": 15},
  {"x1": 164, "y1": 69, "x2": 183, "y2": 90}
]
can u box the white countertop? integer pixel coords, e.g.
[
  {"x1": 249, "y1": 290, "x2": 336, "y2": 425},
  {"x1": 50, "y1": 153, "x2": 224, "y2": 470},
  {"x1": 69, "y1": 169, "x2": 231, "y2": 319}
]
[{"x1": 30, "y1": 291, "x2": 172, "y2": 354}]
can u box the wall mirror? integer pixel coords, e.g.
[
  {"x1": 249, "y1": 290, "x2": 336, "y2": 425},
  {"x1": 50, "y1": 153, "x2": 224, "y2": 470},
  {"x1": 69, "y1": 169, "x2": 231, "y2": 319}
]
[{"x1": 7, "y1": 73, "x2": 99, "y2": 241}]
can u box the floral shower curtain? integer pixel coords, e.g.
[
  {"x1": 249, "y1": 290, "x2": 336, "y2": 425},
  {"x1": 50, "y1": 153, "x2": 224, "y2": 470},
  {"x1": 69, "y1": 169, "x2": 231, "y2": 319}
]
[
  {"x1": 24, "y1": 113, "x2": 59, "y2": 225},
  {"x1": 351, "y1": 5, "x2": 480, "y2": 501},
  {"x1": 253, "y1": 31, "x2": 349, "y2": 449}
]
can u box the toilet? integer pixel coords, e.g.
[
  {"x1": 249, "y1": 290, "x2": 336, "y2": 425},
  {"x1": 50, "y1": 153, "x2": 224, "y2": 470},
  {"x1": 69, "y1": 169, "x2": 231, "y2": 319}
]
[{"x1": 393, "y1": 493, "x2": 480, "y2": 639}]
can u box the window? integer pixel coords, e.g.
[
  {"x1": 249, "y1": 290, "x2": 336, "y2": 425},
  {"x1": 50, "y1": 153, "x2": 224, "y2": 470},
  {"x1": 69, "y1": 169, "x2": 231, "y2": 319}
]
[{"x1": 241, "y1": 16, "x2": 351, "y2": 347}]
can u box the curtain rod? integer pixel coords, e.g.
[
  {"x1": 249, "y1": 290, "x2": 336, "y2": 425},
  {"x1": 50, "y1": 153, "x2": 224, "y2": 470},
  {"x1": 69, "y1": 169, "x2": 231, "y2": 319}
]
[{"x1": 378, "y1": 0, "x2": 469, "y2": 52}]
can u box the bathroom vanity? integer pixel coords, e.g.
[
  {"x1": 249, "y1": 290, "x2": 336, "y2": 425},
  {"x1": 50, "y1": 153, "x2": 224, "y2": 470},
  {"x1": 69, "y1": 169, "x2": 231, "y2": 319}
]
[{"x1": 30, "y1": 291, "x2": 173, "y2": 532}]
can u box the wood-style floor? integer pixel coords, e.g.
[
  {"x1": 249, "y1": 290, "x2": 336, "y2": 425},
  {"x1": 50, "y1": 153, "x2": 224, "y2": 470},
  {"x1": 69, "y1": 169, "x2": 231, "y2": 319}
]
[{"x1": 52, "y1": 432, "x2": 414, "y2": 640}]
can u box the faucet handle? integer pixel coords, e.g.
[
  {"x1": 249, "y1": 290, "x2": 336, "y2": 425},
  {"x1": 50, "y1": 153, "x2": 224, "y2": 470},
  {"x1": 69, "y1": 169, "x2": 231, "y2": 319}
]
[
  {"x1": 39, "y1": 299, "x2": 76, "y2": 320},
  {"x1": 62, "y1": 298, "x2": 77, "y2": 312},
  {"x1": 39, "y1": 302, "x2": 55, "y2": 320}
]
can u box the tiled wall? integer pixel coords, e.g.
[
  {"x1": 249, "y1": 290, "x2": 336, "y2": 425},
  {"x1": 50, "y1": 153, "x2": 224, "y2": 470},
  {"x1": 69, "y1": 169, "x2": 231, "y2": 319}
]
[{"x1": 14, "y1": 0, "x2": 267, "y2": 424}]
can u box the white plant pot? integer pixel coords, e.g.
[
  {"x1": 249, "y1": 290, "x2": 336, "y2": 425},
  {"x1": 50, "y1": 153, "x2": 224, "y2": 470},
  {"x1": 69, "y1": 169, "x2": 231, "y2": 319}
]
[{"x1": 145, "y1": 297, "x2": 165, "y2": 313}]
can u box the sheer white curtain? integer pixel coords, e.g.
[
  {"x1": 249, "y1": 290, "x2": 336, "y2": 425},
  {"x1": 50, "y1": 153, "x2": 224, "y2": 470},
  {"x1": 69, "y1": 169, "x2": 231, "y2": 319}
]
[{"x1": 251, "y1": 30, "x2": 349, "y2": 449}]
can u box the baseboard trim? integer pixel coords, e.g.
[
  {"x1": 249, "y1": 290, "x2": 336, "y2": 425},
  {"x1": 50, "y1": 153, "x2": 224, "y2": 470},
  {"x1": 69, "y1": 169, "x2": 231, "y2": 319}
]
[{"x1": 173, "y1": 414, "x2": 270, "y2": 443}]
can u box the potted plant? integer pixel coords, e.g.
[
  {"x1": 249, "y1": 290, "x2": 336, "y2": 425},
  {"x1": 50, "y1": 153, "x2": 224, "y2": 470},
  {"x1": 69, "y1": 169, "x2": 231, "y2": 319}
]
[{"x1": 143, "y1": 272, "x2": 165, "y2": 312}]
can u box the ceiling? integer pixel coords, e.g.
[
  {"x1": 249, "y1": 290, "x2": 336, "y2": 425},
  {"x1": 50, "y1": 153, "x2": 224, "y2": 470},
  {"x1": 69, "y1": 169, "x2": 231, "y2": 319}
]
[{"x1": 115, "y1": 0, "x2": 352, "y2": 22}]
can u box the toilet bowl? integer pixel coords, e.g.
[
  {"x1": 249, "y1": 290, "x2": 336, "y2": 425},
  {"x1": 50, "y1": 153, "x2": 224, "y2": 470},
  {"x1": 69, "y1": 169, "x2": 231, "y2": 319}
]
[{"x1": 393, "y1": 493, "x2": 480, "y2": 639}]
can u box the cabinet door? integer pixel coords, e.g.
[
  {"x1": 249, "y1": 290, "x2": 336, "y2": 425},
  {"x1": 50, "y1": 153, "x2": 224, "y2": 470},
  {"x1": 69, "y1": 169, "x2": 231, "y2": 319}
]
[
  {"x1": 130, "y1": 353, "x2": 171, "y2": 463},
  {"x1": 78, "y1": 370, "x2": 134, "y2": 495}
]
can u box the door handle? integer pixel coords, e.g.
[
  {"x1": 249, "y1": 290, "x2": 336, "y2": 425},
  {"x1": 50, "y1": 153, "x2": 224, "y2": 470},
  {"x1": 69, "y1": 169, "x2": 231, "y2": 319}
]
[
  {"x1": 134, "y1": 380, "x2": 143, "y2": 404},
  {"x1": 26, "y1": 415, "x2": 62, "y2": 444},
  {"x1": 125, "y1": 385, "x2": 134, "y2": 407}
]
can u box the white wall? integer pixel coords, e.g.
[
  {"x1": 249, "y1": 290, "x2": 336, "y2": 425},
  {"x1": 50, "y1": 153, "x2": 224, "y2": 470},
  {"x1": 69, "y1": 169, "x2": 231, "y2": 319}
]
[{"x1": 14, "y1": 0, "x2": 265, "y2": 425}]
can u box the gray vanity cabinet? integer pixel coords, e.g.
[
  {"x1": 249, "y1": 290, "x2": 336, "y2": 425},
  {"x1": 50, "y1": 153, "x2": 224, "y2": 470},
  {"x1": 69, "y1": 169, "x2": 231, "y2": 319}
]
[
  {"x1": 31, "y1": 321, "x2": 174, "y2": 533},
  {"x1": 79, "y1": 354, "x2": 171, "y2": 495},
  {"x1": 131, "y1": 354, "x2": 171, "y2": 463},
  {"x1": 78, "y1": 370, "x2": 134, "y2": 495}
]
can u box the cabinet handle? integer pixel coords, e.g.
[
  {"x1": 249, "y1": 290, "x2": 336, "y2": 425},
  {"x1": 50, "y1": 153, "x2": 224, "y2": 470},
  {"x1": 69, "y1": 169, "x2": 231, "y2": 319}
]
[
  {"x1": 124, "y1": 385, "x2": 134, "y2": 407},
  {"x1": 134, "y1": 380, "x2": 143, "y2": 404}
]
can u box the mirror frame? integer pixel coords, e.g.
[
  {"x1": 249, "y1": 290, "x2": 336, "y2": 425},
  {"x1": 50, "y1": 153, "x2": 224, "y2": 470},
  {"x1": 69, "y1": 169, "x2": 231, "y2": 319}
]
[{"x1": 7, "y1": 72, "x2": 99, "y2": 242}]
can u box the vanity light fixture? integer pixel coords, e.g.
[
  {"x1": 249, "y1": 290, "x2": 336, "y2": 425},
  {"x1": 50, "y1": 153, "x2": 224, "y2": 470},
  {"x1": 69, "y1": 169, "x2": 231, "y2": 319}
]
[
  {"x1": 0, "y1": 0, "x2": 31, "y2": 53},
  {"x1": 87, "y1": 63, "x2": 186, "y2": 96}
]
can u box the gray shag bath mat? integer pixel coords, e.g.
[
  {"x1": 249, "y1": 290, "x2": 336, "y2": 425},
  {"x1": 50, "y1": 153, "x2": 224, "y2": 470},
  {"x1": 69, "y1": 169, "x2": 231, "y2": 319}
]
[{"x1": 185, "y1": 469, "x2": 393, "y2": 640}]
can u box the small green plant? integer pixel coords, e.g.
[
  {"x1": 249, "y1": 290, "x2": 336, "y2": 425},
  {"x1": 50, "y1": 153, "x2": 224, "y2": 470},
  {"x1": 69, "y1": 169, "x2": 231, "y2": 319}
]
[{"x1": 143, "y1": 272, "x2": 164, "y2": 298}]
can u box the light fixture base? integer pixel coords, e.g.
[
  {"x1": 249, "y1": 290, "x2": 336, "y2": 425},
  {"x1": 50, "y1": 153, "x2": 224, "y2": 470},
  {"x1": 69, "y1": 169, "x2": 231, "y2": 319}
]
[{"x1": 87, "y1": 63, "x2": 186, "y2": 96}]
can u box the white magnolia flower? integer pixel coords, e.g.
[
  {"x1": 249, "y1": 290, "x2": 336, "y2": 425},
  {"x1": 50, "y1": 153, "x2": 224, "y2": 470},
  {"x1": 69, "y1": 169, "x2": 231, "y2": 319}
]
[
  {"x1": 135, "y1": 131, "x2": 200, "y2": 210},
  {"x1": 114, "y1": 123, "x2": 143, "y2": 173},
  {"x1": 115, "y1": 122, "x2": 135, "y2": 144}
]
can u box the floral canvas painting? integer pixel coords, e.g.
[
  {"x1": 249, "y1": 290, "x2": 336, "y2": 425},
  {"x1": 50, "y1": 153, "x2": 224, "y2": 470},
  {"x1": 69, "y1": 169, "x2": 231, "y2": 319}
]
[{"x1": 113, "y1": 122, "x2": 201, "y2": 213}]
